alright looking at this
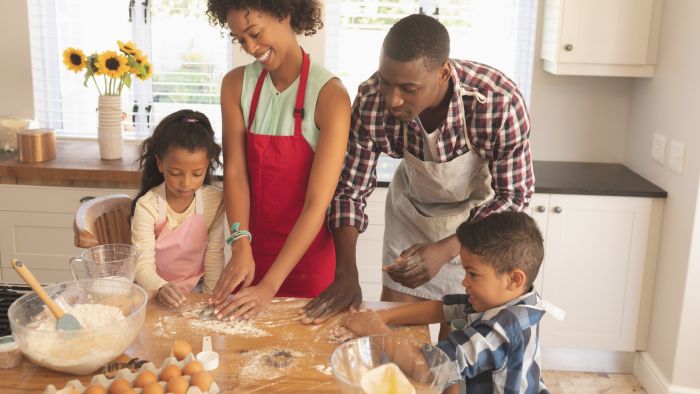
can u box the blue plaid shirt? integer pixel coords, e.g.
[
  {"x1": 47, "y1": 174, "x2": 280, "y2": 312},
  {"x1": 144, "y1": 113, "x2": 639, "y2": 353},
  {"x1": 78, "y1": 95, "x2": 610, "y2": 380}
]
[{"x1": 435, "y1": 290, "x2": 549, "y2": 394}]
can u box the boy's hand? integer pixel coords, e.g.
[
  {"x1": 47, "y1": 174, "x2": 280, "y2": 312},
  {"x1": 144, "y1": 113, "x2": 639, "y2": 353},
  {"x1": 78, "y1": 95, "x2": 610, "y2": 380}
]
[
  {"x1": 158, "y1": 282, "x2": 185, "y2": 308},
  {"x1": 340, "y1": 310, "x2": 392, "y2": 337}
]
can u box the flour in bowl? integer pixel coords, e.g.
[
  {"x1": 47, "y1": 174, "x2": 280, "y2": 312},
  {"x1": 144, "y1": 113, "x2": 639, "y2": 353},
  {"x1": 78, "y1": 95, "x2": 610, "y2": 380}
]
[{"x1": 33, "y1": 303, "x2": 125, "y2": 331}]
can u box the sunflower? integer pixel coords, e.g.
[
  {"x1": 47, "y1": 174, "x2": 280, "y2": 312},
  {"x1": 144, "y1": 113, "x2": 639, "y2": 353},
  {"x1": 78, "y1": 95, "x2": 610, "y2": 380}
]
[
  {"x1": 95, "y1": 51, "x2": 129, "y2": 78},
  {"x1": 117, "y1": 40, "x2": 140, "y2": 56},
  {"x1": 130, "y1": 53, "x2": 149, "y2": 74},
  {"x1": 63, "y1": 47, "x2": 86, "y2": 73},
  {"x1": 136, "y1": 62, "x2": 153, "y2": 80}
]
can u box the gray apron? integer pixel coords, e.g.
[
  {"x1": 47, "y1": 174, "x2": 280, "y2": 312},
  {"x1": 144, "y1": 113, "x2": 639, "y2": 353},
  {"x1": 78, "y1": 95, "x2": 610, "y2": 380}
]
[{"x1": 382, "y1": 85, "x2": 495, "y2": 299}]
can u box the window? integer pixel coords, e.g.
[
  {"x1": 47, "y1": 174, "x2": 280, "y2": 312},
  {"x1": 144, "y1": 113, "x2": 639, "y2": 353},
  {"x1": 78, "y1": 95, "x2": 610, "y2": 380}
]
[
  {"x1": 28, "y1": 0, "x2": 231, "y2": 139},
  {"x1": 324, "y1": 0, "x2": 538, "y2": 182}
]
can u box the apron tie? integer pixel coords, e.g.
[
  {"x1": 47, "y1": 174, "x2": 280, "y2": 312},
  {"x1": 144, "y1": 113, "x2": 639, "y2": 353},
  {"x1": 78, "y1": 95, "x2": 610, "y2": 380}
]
[{"x1": 460, "y1": 87, "x2": 487, "y2": 104}]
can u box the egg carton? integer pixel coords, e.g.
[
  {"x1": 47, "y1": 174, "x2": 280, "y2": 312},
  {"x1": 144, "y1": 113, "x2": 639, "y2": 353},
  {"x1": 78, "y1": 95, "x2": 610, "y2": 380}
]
[{"x1": 43, "y1": 353, "x2": 220, "y2": 394}]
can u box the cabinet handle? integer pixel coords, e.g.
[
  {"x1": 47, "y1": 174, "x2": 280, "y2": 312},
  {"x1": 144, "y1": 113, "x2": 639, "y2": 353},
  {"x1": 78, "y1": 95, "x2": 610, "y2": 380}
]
[
  {"x1": 536, "y1": 205, "x2": 546, "y2": 213},
  {"x1": 553, "y1": 206, "x2": 563, "y2": 214},
  {"x1": 79, "y1": 196, "x2": 96, "y2": 204},
  {"x1": 564, "y1": 44, "x2": 574, "y2": 51}
]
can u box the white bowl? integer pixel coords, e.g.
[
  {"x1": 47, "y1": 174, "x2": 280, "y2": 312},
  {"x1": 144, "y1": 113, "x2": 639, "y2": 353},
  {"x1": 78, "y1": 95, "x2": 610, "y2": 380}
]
[
  {"x1": 330, "y1": 334, "x2": 456, "y2": 393},
  {"x1": 8, "y1": 278, "x2": 147, "y2": 375}
]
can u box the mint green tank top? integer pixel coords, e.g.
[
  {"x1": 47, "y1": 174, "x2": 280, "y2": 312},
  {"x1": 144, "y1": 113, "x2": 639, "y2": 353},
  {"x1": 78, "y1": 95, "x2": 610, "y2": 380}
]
[{"x1": 240, "y1": 57, "x2": 335, "y2": 151}]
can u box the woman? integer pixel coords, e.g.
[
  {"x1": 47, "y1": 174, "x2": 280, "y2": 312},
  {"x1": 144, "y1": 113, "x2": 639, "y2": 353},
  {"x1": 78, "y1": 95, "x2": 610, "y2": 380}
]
[{"x1": 206, "y1": 0, "x2": 351, "y2": 319}]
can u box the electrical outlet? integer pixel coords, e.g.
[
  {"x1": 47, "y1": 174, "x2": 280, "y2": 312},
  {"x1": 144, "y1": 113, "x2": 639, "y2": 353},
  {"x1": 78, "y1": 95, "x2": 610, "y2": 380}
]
[
  {"x1": 668, "y1": 140, "x2": 685, "y2": 175},
  {"x1": 652, "y1": 133, "x2": 666, "y2": 164}
]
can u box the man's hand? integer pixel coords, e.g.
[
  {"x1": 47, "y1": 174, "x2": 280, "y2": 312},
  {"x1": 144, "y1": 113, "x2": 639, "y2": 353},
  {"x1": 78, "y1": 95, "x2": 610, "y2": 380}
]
[
  {"x1": 210, "y1": 240, "x2": 255, "y2": 306},
  {"x1": 157, "y1": 282, "x2": 185, "y2": 308},
  {"x1": 298, "y1": 275, "x2": 362, "y2": 324},
  {"x1": 384, "y1": 242, "x2": 450, "y2": 288}
]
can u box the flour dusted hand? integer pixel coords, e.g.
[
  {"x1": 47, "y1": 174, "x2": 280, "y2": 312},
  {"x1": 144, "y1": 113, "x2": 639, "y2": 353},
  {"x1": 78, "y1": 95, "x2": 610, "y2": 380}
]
[{"x1": 158, "y1": 282, "x2": 185, "y2": 308}]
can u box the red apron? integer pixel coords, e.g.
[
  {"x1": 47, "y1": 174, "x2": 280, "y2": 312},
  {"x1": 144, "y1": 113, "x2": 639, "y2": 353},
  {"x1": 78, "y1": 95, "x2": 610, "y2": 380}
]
[{"x1": 246, "y1": 49, "x2": 335, "y2": 297}]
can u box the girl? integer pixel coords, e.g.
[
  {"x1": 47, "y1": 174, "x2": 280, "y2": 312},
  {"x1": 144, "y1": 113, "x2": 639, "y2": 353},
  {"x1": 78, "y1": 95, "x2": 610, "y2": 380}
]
[
  {"x1": 206, "y1": 0, "x2": 351, "y2": 319},
  {"x1": 131, "y1": 109, "x2": 225, "y2": 308}
]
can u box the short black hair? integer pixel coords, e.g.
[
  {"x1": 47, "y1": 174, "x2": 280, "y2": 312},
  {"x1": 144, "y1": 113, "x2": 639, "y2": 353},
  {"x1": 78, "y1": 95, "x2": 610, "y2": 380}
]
[
  {"x1": 457, "y1": 211, "x2": 544, "y2": 288},
  {"x1": 383, "y1": 13, "x2": 450, "y2": 70},
  {"x1": 206, "y1": 0, "x2": 323, "y2": 36}
]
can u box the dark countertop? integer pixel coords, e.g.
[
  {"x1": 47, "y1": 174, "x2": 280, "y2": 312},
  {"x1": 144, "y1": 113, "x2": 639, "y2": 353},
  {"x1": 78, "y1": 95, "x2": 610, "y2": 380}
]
[
  {"x1": 532, "y1": 161, "x2": 666, "y2": 198},
  {"x1": 377, "y1": 160, "x2": 666, "y2": 198},
  {"x1": 1, "y1": 143, "x2": 666, "y2": 198}
]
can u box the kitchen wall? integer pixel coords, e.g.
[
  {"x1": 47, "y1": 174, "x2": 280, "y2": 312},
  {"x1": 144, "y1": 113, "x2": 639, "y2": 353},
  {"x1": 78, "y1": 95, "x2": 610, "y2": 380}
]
[
  {"x1": 623, "y1": 0, "x2": 700, "y2": 389},
  {"x1": 0, "y1": 0, "x2": 33, "y2": 119}
]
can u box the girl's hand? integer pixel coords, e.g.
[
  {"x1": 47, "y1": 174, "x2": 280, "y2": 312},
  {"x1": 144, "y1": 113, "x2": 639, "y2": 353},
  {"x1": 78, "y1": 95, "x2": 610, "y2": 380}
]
[
  {"x1": 213, "y1": 283, "x2": 275, "y2": 320},
  {"x1": 340, "y1": 310, "x2": 392, "y2": 337},
  {"x1": 158, "y1": 282, "x2": 185, "y2": 308},
  {"x1": 210, "y1": 240, "x2": 255, "y2": 305}
]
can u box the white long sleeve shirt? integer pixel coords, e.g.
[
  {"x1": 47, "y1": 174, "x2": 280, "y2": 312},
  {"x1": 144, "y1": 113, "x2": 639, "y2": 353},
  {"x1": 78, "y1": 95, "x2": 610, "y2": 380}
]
[{"x1": 131, "y1": 183, "x2": 225, "y2": 297}]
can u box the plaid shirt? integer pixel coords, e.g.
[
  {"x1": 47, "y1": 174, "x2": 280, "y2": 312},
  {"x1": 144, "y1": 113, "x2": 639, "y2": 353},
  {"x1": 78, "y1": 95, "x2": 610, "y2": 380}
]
[
  {"x1": 436, "y1": 290, "x2": 549, "y2": 394},
  {"x1": 328, "y1": 59, "x2": 534, "y2": 232}
]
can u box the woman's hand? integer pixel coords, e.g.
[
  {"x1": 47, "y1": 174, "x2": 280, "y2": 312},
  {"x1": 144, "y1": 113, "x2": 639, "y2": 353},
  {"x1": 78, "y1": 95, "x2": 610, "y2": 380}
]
[
  {"x1": 157, "y1": 282, "x2": 185, "y2": 308},
  {"x1": 384, "y1": 241, "x2": 454, "y2": 289},
  {"x1": 340, "y1": 310, "x2": 392, "y2": 337},
  {"x1": 213, "y1": 283, "x2": 275, "y2": 320},
  {"x1": 210, "y1": 240, "x2": 255, "y2": 306}
]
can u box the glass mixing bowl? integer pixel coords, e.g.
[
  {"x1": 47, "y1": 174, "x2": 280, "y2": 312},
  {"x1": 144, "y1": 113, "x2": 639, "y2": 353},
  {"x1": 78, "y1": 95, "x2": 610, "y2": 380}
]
[
  {"x1": 330, "y1": 334, "x2": 457, "y2": 393},
  {"x1": 8, "y1": 278, "x2": 147, "y2": 375}
]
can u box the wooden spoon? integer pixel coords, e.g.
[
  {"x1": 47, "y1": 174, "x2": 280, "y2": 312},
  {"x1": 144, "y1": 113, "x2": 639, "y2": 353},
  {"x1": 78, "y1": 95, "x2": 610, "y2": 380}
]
[{"x1": 11, "y1": 259, "x2": 82, "y2": 331}]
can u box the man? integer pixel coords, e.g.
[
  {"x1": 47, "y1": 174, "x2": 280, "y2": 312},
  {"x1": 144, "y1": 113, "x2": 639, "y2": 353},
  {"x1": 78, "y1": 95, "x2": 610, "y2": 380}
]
[{"x1": 300, "y1": 13, "x2": 534, "y2": 323}]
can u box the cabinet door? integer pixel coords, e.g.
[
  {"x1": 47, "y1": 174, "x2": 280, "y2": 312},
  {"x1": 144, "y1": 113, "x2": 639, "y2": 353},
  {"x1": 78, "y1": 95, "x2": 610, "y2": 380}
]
[
  {"x1": 559, "y1": 0, "x2": 655, "y2": 65},
  {"x1": 0, "y1": 211, "x2": 79, "y2": 283},
  {"x1": 356, "y1": 188, "x2": 388, "y2": 302},
  {"x1": 540, "y1": 195, "x2": 652, "y2": 351},
  {"x1": 525, "y1": 194, "x2": 550, "y2": 295}
]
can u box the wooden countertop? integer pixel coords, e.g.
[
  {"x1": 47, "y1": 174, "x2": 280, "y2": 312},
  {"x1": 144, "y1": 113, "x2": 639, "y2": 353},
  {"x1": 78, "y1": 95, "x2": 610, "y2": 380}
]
[
  {"x1": 0, "y1": 140, "x2": 141, "y2": 188},
  {"x1": 0, "y1": 295, "x2": 429, "y2": 393}
]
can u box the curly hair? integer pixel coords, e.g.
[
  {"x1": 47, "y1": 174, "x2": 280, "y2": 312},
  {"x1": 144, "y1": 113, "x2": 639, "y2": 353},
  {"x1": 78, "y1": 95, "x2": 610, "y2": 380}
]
[
  {"x1": 383, "y1": 14, "x2": 449, "y2": 70},
  {"x1": 206, "y1": 0, "x2": 323, "y2": 36},
  {"x1": 457, "y1": 211, "x2": 544, "y2": 288},
  {"x1": 130, "y1": 109, "x2": 222, "y2": 217}
]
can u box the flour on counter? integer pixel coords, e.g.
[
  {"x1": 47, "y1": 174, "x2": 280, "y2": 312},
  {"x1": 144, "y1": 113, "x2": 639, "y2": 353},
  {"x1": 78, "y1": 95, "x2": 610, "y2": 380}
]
[
  {"x1": 179, "y1": 302, "x2": 270, "y2": 337},
  {"x1": 314, "y1": 364, "x2": 333, "y2": 376}
]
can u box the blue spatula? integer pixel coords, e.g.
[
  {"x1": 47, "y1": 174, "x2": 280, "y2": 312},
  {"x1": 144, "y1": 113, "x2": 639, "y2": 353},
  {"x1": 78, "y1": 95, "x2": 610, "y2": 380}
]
[{"x1": 12, "y1": 259, "x2": 82, "y2": 331}]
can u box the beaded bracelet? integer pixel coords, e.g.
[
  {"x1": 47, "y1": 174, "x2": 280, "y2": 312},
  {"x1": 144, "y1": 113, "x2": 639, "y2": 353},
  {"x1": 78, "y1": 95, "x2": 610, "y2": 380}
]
[{"x1": 226, "y1": 222, "x2": 252, "y2": 245}]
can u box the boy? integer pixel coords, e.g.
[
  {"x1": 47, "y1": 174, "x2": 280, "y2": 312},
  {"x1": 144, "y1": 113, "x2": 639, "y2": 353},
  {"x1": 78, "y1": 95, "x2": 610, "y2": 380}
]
[{"x1": 340, "y1": 211, "x2": 563, "y2": 393}]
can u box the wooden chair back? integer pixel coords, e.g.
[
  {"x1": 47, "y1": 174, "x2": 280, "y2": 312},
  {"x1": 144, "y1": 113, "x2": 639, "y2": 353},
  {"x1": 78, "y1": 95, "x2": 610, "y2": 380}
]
[{"x1": 73, "y1": 194, "x2": 132, "y2": 248}]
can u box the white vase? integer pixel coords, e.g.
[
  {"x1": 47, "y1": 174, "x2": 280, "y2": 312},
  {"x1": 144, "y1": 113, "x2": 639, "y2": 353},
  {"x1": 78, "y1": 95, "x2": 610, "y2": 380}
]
[{"x1": 97, "y1": 95, "x2": 123, "y2": 160}]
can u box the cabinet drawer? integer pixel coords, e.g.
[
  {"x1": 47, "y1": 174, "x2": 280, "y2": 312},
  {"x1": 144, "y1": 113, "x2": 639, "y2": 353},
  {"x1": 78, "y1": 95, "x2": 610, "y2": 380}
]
[{"x1": 0, "y1": 185, "x2": 137, "y2": 213}]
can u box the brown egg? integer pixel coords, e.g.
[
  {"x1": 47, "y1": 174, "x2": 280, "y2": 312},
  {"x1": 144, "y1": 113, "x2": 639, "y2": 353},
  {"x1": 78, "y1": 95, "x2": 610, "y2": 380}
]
[
  {"x1": 83, "y1": 384, "x2": 107, "y2": 394},
  {"x1": 141, "y1": 381, "x2": 164, "y2": 394},
  {"x1": 182, "y1": 360, "x2": 203, "y2": 376},
  {"x1": 190, "y1": 370, "x2": 214, "y2": 391},
  {"x1": 166, "y1": 376, "x2": 190, "y2": 394},
  {"x1": 133, "y1": 370, "x2": 158, "y2": 388},
  {"x1": 159, "y1": 364, "x2": 182, "y2": 381},
  {"x1": 172, "y1": 339, "x2": 192, "y2": 361},
  {"x1": 108, "y1": 378, "x2": 132, "y2": 394}
]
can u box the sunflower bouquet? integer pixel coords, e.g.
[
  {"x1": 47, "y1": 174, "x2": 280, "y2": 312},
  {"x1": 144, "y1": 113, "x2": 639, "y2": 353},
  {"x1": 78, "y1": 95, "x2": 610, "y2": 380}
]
[{"x1": 63, "y1": 40, "x2": 153, "y2": 96}]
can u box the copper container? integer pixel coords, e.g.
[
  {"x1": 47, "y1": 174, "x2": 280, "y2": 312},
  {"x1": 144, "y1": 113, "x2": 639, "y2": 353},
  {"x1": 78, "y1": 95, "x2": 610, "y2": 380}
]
[{"x1": 17, "y1": 129, "x2": 56, "y2": 163}]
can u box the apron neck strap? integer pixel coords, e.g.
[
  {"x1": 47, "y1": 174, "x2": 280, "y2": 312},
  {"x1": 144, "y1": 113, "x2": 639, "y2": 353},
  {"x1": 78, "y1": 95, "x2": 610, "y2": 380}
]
[
  {"x1": 247, "y1": 47, "x2": 310, "y2": 137},
  {"x1": 157, "y1": 187, "x2": 204, "y2": 221}
]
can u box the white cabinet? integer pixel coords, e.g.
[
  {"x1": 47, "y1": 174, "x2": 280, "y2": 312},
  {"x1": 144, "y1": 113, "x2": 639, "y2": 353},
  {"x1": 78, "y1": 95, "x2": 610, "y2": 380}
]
[
  {"x1": 0, "y1": 185, "x2": 137, "y2": 283},
  {"x1": 356, "y1": 188, "x2": 387, "y2": 301},
  {"x1": 541, "y1": 0, "x2": 663, "y2": 77},
  {"x1": 527, "y1": 193, "x2": 662, "y2": 351}
]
